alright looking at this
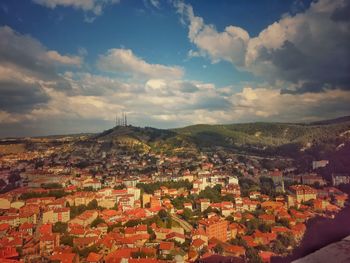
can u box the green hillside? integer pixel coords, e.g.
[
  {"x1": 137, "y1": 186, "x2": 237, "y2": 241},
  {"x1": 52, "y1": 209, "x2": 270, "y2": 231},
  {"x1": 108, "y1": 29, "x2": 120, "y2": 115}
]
[
  {"x1": 174, "y1": 120, "x2": 350, "y2": 148},
  {"x1": 89, "y1": 116, "x2": 350, "y2": 158}
]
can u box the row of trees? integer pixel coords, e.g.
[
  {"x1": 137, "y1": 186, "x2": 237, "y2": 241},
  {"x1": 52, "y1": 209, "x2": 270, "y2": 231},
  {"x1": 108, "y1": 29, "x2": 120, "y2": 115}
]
[{"x1": 136, "y1": 180, "x2": 192, "y2": 194}]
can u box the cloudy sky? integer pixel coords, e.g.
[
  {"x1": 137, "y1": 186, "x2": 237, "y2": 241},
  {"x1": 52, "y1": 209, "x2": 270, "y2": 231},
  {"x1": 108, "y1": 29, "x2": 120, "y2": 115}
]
[{"x1": 0, "y1": 0, "x2": 349, "y2": 137}]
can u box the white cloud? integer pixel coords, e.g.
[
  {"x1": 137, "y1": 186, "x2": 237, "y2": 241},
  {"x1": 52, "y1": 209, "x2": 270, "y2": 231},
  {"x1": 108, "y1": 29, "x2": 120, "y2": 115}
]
[
  {"x1": 0, "y1": 26, "x2": 82, "y2": 115},
  {"x1": 231, "y1": 86, "x2": 350, "y2": 122},
  {"x1": 97, "y1": 48, "x2": 184, "y2": 80},
  {"x1": 47, "y1": 50, "x2": 82, "y2": 66},
  {"x1": 175, "y1": 1, "x2": 249, "y2": 66},
  {"x1": 176, "y1": 0, "x2": 350, "y2": 92},
  {"x1": 32, "y1": 0, "x2": 120, "y2": 15},
  {"x1": 149, "y1": 0, "x2": 160, "y2": 9}
]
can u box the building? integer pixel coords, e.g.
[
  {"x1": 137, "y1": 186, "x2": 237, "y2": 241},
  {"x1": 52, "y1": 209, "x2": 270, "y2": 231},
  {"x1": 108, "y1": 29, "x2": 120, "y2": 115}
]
[
  {"x1": 43, "y1": 207, "x2": 70, "y2": 224},
  {"x1": 269, "y1": 169, "x2": 285, "y2": 192},
  {"x1": 199, "y1": 199, "x2": 210, "y2": 212},
  {"x1": 332, "y1": 174, "x2": 350, "y2": 186},
  {"x1": 198, "y1": 216, "x2": 228, "y2": 242},
  {"x1": 312, "y1": 160, "x2": 329, "y2": 170},
  {"x1": 289, "y1": 185, "x2": 317, "y2": 203},
  {"x1": 40, "y1": 233, "x2": 60, "y2": 256},
  {"x1": 301, "y1": 174, "x2": 326, "y2": 186},
  {"x1": 69, "y1": 210, "x2": 98, "y2": 227}
]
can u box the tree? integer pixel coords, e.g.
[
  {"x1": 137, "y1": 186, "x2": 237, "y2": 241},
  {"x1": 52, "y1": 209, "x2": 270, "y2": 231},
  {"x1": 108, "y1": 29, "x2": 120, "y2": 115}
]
[
  {"x1": 260, "y1": 177, "x2": 276, "y2": 196},
  {"x1": 90, "y1": 217, "x2": 105, "y2": 228},
  {"x1": 271, "y1": 240, "x2": 287, "y2": 254},
  {"x1": 246, "y1": 247, "x2": 263, "y2": 263},
  {"x1": 181, "y1": 208, "x2": 193, "y2": 221},
  {"x1": 125, "y1": 219, "x2": 142, "y2": 227},
  {"x1": 158, "y1": 209, "x2": 168, "y2": 219},
  {"x1": 258, "y1": 222, "x2": 271, "y2": 233},
  {"x1": 87, "y1": 199, "x2": 98, "y2": 210},
  {"x1": 114, "y1": 184, "x2": 126, "y2": 190},
  {"x1": 60, "y1": 235, "x2": 73, "y2": 247},
  {"x1": 276, "y1": 218, "x2": 290, "y2": 228},
  {"x1": 245, "y1": 218, "x2": 260, "y2": 235},
  {"x1": 41, "y1": 183, "x2": 63, "y2": 189},
  {"x1": 214, "y1": 243, "x2": 224, "y2": 255},
  {"x1": 75, "y1": 244, "x2": 98, "y2": 258},
  {"x1": 278, "y1": 233, "x2": 296, "y2": 248},
  {"x1": 53, "y1": 222, "x2": 68, "y2": 233},
  {"x1": 70, "y1": 205, "x2": 88, "y2": 218}
]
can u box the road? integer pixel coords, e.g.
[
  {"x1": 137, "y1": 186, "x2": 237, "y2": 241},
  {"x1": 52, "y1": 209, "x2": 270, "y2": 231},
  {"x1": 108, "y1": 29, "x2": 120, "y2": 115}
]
[{"x1": 170, "y1": 213, "x2": 193, "y2": 233}]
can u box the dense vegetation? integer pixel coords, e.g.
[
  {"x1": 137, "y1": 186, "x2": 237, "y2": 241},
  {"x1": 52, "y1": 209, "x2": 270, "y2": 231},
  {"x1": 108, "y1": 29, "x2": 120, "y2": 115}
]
[{"x1": 92, "y1": 117, "x2": 350, "y2": 162}]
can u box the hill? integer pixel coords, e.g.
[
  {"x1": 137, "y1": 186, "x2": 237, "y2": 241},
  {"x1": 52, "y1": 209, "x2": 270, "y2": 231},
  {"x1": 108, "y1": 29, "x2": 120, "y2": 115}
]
[{"x1": 85, "y1": 116, "x2": 350, "y2": 159}]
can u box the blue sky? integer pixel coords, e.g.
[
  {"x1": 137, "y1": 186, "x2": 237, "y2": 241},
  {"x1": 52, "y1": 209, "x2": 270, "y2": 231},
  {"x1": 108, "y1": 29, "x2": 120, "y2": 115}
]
[{"x1": 0, "y1": 0, "x2": 349, "y2": 136}]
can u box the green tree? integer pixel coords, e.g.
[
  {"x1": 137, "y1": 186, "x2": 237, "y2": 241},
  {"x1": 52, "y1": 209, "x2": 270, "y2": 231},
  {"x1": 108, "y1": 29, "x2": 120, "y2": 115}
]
[
  {"x1": 60, "y1": 235, "x2": 73, "y2": 247},
  {"x1": 53, "y1": 222, "x2": 68, "y2": 233},
  {"x1": 271, "y1": 240, "x2": 287, "y2": 254},
  {"x1": 181, "y1": 208, "x2": 193, "y2": 221},
  {"x1": 278, "y1": 233, "x2": 296, "y2": 248},
  {"x1": 258, "y1": 222, "x2": 271, "y2": 233},
  {"x1": 125, "y1": 219, "x2": 142, "y2": 227},
  {"x1": 158, "y1": 209, "x2": 168, "y2": 219},
  {"x1": 87, "y1": 199, "x2": 98, "y2": 210},
  {"x1": 90, "y1": 217, "x2": 105, "y2": 228},
  {"x1": 246, "y1": 247, "x2": 263, "y2": 263},
  {"x1": 214, "y1": 243, "x2": 224, "y2": 255}
]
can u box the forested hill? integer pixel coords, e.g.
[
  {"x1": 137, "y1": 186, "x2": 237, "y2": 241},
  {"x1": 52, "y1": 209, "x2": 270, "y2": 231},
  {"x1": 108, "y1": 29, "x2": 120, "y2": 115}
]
[
  {"x1": 173, "y1": 118, "x2": 350, "y2": 149},
  {"x1": 88, "y1": 116, "x2": 350, "y2": 159}
]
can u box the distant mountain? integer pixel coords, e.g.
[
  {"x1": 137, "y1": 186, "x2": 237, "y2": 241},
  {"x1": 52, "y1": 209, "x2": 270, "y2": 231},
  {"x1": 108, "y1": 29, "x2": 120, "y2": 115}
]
[{"x1": 307, "y1": 116, "x2": 350, "y2": 126}]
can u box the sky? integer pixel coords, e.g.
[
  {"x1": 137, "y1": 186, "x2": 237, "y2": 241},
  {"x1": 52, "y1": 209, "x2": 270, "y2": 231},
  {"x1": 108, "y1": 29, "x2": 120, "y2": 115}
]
[{"x1": 0, "y1": 0, "x2": 349, "y2": 137}]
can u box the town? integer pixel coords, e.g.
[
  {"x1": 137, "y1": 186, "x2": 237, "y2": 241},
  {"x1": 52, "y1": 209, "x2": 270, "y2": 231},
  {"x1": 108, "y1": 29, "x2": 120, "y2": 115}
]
[{"x1": 0, "y1": 136, "x2": 348, "y2": 263}]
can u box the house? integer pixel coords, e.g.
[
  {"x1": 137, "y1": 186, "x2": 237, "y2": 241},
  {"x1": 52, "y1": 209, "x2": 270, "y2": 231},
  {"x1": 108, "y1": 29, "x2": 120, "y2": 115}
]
[
  {"x1": 150, "y1": 197, "x2": 161, "y2": 209},
  {"x1": 259, "y1": 251, "x2": 275, "y2": 263},
  {"x1": 50, "y1": 252, "x2": 79, "y2": 263},
  {"x1": 223, "y1": 245, "x2": 245, "y2": 257},
  {"x1": 0, "y1": 197, "x2": 11, "y2": 209},
  {"x1": 69, "y1": 210, "x2": 98, "y2": 227},
  {"x1": 82, "y1": 178, "x2": 102, "y2": 190},
  {"x1": 183, "y1": 203, "x2": 193, "y2": 210},
  {"x1": 252, "y1": 230, "x2": 277, "y2": 245},
  {"x1": 73, "y1": 236, "x2": 98, "y2": 250},
  {"x1": 289, "y1": 185, "x2": 317, "y2": 203},
  {"x1": 291, "y1": 223, "x2": 306, "y2": 240},
  {"x1": 86, "y1": 252, "x2": 103, "y2": 263},
  {"x1": 192, "y1": 238, "x2": 206, "y2": 251},
  {"x1": 43, "y1": 207, "x2": 70, "y2": 224},
  {"x1": 0, "y1": 215, "x2": 20, "y2": 227},
  {"x1": 40, "y1": 233, "x2": 60, "y2": 256},
  {"x1": 19, "y1": 222, "x2": 34, "y2": 235},
  {"x1": 159, "y1": 241, "x2": 174, "y2": 256},
  {"x1": 258, "y1": 214, "x2": 275, "y2": 224},
  {"x1": 166, "y1": 232, "x2": 186, "y2": 244},
  {"x1": 39, "y1": 223, "x2": 53, "y2": 236},
  {"x1": 198, "y1": 199, "x2": 210, "y2": 212},
  {"x1": 19, "y1": 211, "x2": 37, "y2": 224},
  {"x1": 0, "y1": 246, "x2": 19, "y2": 260},
  {"x1": 198, "y1": 216, "x2": 228, "y2": 242}
]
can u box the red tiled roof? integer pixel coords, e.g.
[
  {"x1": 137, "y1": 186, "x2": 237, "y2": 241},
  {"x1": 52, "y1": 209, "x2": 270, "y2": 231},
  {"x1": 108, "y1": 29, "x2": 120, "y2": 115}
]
[
  {"x1": 86, "y1": 252, "x2": 103, "y2": 262},
  {"x1": 159, "y1": 241, "x2": 174, "y2": 251},
  {"x1": 50, "y1": 253, "x2": 77, "y2": 263},
  {"x1": 192, "y1": 238, "x2": 205, "y2": 248},
  {"x1": 39, "y1": 224, "x2": 52, "y2": 235},
  {"x1": 224, "y1": 245, "x2": 245, "y2": 255},
  {"x1": 0, "y1": 223, "x2": 10, "y2": 232}
]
